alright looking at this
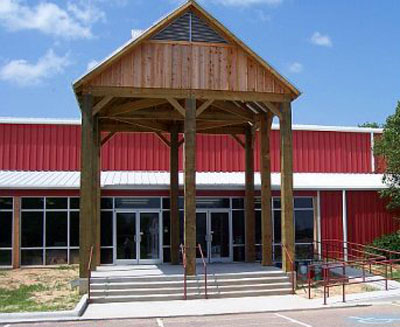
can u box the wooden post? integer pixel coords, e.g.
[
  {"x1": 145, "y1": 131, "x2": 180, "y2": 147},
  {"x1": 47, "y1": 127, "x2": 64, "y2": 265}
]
[
  {"x1": 80, "y1": 93, "x2": 101, "y2": 278},
  {"x1": 260, "y1": 112, "x2": 273, "y2": 266},
  {"x1": 12, "y1": 197, "x2": 21, "y2": 269},
  {"x1": 170, "y1": 123, "x2": 180, "y2": 265},
  {"x1": 245, "y1": 125, "x2": 256, "y2": 263},
  {"x1": 280, "y1": 102, "x2": 295, "y2": 272},
  {"x1": 184, "y1": 97, "x2": 196, "y2": 275}
]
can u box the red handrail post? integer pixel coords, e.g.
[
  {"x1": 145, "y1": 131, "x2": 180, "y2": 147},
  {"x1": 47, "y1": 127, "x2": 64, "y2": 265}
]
[
  {"x1": 307, "y1": 265, "x2": 311, "y2": 299},
  {"x1": 180, "y1": 244, "x2": 187, "y2": 300},
  {"x1": 197, "y1": 244, "x2": 208, "y2": 299},
  {"x1": 323, "y1": 266, "x2": 327, "y2": 305},
  {"x1": 342, "y1": 264, "x2": 346, "y2": 303},
  {"x1": 385, "y1": 263, "x2": 388, "y2": 291},
  {"x1": 87, "y1": 245, "x2": 94, "y2": 303}
]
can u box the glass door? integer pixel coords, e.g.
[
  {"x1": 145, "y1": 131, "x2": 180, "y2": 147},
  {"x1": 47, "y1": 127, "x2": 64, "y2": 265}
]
[
  {"x1": 139, "y1": 212, "x2": 161, "y2": 264},
  {"x1": 210, "y1": 211, "x2": 231, "y2": 262},
  {"x1": 115, "y1": 212, "x2": 137, "y2": 264},
  {"x1": 196, "y1": 212, "x2": 208, "y2": 260}
]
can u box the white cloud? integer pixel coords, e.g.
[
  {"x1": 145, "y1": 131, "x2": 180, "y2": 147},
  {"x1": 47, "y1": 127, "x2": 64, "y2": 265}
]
[
  {"x1": 310, "y1": 32, "x2": 332, "y2": 47},
  {"x1": 0, "y1": 0, "x2": 105, "y2": 39},
  {"x1": 288, "y1": 62, "x2": 303, "y2": 73},
  {"x1": 0, "y1": 49, "x2": 70, "y2": 86},
  {"x1": 87, "y1": 59, "x2": 99, "y2": 71},
  {"x1": 212, "y1": 0, "x2": 283, "y2": 6},
  {"x1": 255, "y1": 10, "x2": 271, "y2": 22},
  {"x1": 131, "y1": 29, "x2": 144, "y2": 40}
]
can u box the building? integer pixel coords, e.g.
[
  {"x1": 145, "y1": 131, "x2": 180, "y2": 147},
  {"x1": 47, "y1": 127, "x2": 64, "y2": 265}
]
[{"x1": 0, "y1": 0, "x2": 398, "y2": 278}]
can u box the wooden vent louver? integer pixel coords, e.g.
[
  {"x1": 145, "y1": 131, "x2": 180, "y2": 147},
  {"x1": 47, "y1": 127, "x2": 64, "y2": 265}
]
[{"x1": 152, "y1": 10, "x2": 228, "y2": 44}]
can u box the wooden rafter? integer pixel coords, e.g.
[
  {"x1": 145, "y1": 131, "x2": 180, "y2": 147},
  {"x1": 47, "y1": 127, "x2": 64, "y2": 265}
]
[
  {"x1": 196, "y1": 99, "x2": 214, "y2": 117},
  {"x1": 101, "y1": 131, "x2": 116, "y2": 146},
  {"x1": 110, "y1": 98, "x2": 168, "y2": 116},
  {"x1": 107, "y1": 117, "x2": 169, "y2": 132},
  {"x1": 230, "y1": 134, "x2": 245, "y2": 149},
  {"x1": 261, "y1": 101, "x2": 282, "y2": 119},
  {"x1": 212, "y1": 101, "x2": 254, "y2": 121},
  {"x1": 197, "y1": 121, "x2": 242, "y2": 131},
  {"x1": 155, "y1": 132, "x2": 171, "y2": 147},
  {"x1": 167, "y1": 98, "x2": 186, "y2": 117},
  {"x1": 93, "y1": 96, "x2": 113, "y2": 116}
]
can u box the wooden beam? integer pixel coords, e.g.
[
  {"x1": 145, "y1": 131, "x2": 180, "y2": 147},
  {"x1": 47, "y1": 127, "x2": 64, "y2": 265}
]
[
  {"x1": 87, "y1": 86, "x2": 293, "y2": 102},
  {"x1": 155, "y1": 132, "x2": 171, "y2": 147},
  {"x1": 197, "y1": 120, "x2": 242, "y2": 131},
  {"x1": 167, "y1": 98, "x2": 186, "y2": 117},
  {"x1": 212, "y1": 101, "x2": 254, "y2": 121},
  {"x1": 262, "y1": 101, "x2": 282, "y2": 119},
  {"x1": 280, "y1": 102, "x2": 295, "y2": 273},
  {"x1": 260, "y1": 112, "x2": 273, "y2": 266},
  {"x1": 110, "y1": 98, "x2": 168, "y2": 116},
  {"x1": 184, "y1": 97, "x2": 196, "y2": 276},
  {"x1": 101, "y1": 131, "x2": 116, "y2": 146},
  {"x1": 93, "y1": 96, "x2": 113, "y2": 116},
  {"x1": 196, "y1": 99, "x2": 214, "y2": 117},
  {"x1": 12, "y1": 197, "x2": 21, "y2": 269},
  {"x1": 170, "y1": 124, "x2": 180, "y2": 265},
  {"x1": 80, "y1": 94, "x2": 101, "y2": 279},
  {"x1": 230, "y1": 134, "x2": 245, "y2": 149},
  {"x1": 107, "y1": 117, "x2": 169, "y2": 132},
  {"x1": 245, "y1": 125, "x2": 256, "y2": 263}
]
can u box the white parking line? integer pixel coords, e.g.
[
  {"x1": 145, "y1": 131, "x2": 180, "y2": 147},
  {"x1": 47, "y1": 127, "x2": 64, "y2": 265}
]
[
  {"x1": 156, "y1": 318, "x2": 164, "y2": 327},
  {"x1": 275, "y1": 313, "x2": 313, "y2": 327}
]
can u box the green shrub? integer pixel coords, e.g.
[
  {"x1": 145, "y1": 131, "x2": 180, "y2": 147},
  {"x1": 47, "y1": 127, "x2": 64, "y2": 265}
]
[{"x1": 368, "y1": 231, "x2": 400, "y2": 259}]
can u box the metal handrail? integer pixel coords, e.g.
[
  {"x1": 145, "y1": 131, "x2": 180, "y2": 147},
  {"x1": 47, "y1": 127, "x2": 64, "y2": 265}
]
[
  {"x1": 180, "y1": 244, "x2": 187, "y2": 300},
  {"x1": 282, "y1": 244, "x2": 296, "y2": 294},
  {"x1": 197, "y1": 243, "x2": 208, "y2": 299},
  {"x1": 87, "y1": 245, "x2": 94, "y2": 302}
]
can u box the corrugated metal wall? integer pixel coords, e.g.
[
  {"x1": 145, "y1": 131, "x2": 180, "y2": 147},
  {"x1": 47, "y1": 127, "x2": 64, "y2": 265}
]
[
  {"x1": 347, "y1": 191, "x2": 399, "y2": 245},
  {"x1": 0, "y1": 123, "x2": 373, "y2": 173},
  {"x1": 320, "y1": 191, "x2": 343, "y2": 242}
]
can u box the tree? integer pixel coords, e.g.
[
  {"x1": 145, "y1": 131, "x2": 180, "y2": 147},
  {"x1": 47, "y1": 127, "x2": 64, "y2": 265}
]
[
  {"x1": 374, "y1": 102, "x2": 400, "y2": 210},
  {"x1": 358, "y1": 122, "x2": 382, "y2": 128}
]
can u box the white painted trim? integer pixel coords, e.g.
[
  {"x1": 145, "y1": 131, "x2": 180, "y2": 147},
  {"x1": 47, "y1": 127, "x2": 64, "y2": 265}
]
[
  {"x1": 317, "y1": 191, "x2": 322, "y2": 259},
  {"x1": 0, "y1": 117, "x2": 383, "y2": 133},
  {"x1": 342, "y1": 190, "x2": 348, "y2": 262}
]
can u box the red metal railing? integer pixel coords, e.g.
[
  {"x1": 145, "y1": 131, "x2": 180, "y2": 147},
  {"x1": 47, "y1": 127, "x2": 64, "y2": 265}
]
[
  {"x1": 197, "y1": 243, "x2": 208, "y2": 299},
  {"x1": 282, "y1": 244, "x2": 296, "y2": 294},
  {"x1": 180, "y1": 244, "x2": 187, "y2": 300},
  {"x1": 303, "y1": 239, "x2": 400, "y2": 305},
  {"x1": 87, "y1": 246, "x2": 94, "y2": 302}
]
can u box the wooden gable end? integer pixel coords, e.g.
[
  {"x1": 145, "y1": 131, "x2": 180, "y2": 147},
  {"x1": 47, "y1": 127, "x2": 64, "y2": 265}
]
[{"x1": 88, "y1": 41, "x2": 290, "y2": 94}]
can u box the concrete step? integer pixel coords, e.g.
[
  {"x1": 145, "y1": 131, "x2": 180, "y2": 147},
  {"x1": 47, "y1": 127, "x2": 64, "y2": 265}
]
[
  {"x1": 90, "y1": 282, "x2": 292, "y2": 297},
  {"x1": 91, "y1": 276, "x2": 290, "y2": 290},
  {"x1": 90, "y1": 287, "x2": 293, "y2": 303}
]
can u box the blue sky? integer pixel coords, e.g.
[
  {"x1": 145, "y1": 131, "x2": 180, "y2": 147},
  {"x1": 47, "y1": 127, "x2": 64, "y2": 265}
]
[{"x1": 0, "y1": 0, "x2": 399, "y2": 126}]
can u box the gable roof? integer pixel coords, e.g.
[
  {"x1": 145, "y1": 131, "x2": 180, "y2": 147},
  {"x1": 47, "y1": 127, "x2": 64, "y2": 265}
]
[{"x1": 73, "y1": 0, "x2": 300, "y2": 98}]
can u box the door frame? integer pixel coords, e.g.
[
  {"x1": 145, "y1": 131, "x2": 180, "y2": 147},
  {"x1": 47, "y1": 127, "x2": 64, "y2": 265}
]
[
  {"x1": 113, "y1": 209, "x2": 162, "y2": 265},
  {"x1": 196, "y1": 209, "x2": 232, "y2": 263}
]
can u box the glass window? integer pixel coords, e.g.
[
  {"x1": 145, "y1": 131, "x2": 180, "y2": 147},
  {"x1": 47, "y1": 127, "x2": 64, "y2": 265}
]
[
  {"x1": 163, "y1": 211, "x2": 170, "y2": 246},
  {"x1": 232, "y1": 210, "x2": 245, "y2": 245},
  {"x1": 233, "y1": 246, "x2": 245, "y2": 262},
  {"x1": 21, "y1": 250, "x2": 43, "y2": 265},
  {"x1": 162, "y1": 198, "x2": 170, "y2": 209},
  {"x1": 0, "y1": 212, "x2": 12, "y2": 247},
  {"x1": 0, "y1": 250, "x2": 11, "y2": 266},
  {"x1": 296, "y1": 244, "x2": 314, "y2": 260},
  {"x1": 69, "y1": 249, "x2": 79, "y2": 264},
  {"x1": 232, "y1": 198, "x2": 244, "y2": 209},
  {"x1": 21, "y1": 212, "x2": 43, "y2": 247},
  {"x1": 115, "y1": 198, "x2": 161, "y2": 209},
  {"x1": 46, "y1": 212, "x2": 68, "y2": 247},
  {"x1": 295, "y1": 198, "x2": 313, "y2": 209},
  {"x1": 101, "y1": 248, "x2": 113, "y2": 264},
  {"x1": 70, "y1": 198, "x2": 80, "y2": 210},
  {"x1": 196, "y1": 198, "x2": 230, "y2": 209},
  {"x1": 273, "y1": 198, "x2": 281, "y2": 209},
  {"x1": 46, "y1": 249, "x2": 67, "y2": 265},
  {"x1": 46, "y1": 198, "x2": 68, "y2": 210},
  {"x1": 163, "y1": 248, "x2": 171, "y2": 263},
  {"x1": 179, "y1": 211, "x2": 184, "y2": 245},
  {"x1": 70, "y1": 212, "x2": 79, "y2": 247},
  {"x1": 0, "y1": 198, "x2": 13, "y2": 210},
  {"x1": 295, "y1": 210, "x2": 314, "y2": 243},
  {"x1": 101, "y1": 211, "x2": 113, "y2": 247},
  {"x1": 274, "y1": 211, "x2": 281, "y2": 243},
  {"x1": 254, "y1": 198, "x2": 262, "y2": 210},
  {"x1": 22, "y1": 198, "x2": 44, "y2": 210},
  {"x1": 101, "y1": 197, "x2": 113, "y2": 209}
]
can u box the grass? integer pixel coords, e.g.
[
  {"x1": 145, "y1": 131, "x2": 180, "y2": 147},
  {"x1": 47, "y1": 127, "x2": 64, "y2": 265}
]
[{"x1": 0, "y1": 267, "x2": 81, "y2": 313}]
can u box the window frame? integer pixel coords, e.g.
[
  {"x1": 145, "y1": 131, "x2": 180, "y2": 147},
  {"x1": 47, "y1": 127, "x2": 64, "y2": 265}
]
[{"x1": 0, "y1": 197, "x2": 13, "y2": 267}]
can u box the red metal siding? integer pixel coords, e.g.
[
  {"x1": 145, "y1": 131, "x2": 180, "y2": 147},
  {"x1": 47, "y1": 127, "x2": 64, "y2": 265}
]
[
  {"x1": 0, "y1": 123, "x2": 373, "y2": 173},
  {"x1": 347, "y1": 191, "x2": 399, "y2": 245},
  {"x1": 321, "y1": 191, "x2": 343, "y2": 242}
]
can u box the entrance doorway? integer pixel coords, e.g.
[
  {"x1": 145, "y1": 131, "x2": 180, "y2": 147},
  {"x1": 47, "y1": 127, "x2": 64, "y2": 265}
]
[
  {"x1": 196, "y1": 211, "x2": 231, "y2": 263},
  {"x1": 115, "y1": 211, "x2": 162, "y2": 264}
]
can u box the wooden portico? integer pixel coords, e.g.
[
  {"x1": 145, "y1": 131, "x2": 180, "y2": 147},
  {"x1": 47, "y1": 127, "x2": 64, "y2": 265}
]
[{"x1": 73, "y1": 0, "x2": 300, "y2": 278}]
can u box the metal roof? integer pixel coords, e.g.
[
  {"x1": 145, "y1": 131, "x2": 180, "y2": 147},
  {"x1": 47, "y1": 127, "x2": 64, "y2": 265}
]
[
  {"x1": 0, "y1": 171, "x2": 386, "y2": 191},
  {"x1": 0, "y1": 117, "x2": 383, "y2": 133}
]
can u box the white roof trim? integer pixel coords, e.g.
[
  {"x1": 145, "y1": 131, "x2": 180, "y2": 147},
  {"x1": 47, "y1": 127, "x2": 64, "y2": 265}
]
[
  {"x1": 0, "y1": 171, "x2": 386, "y2": 191},
  {"x1": 0, "y1": 117, "x2": 383, "y2": 133}
]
